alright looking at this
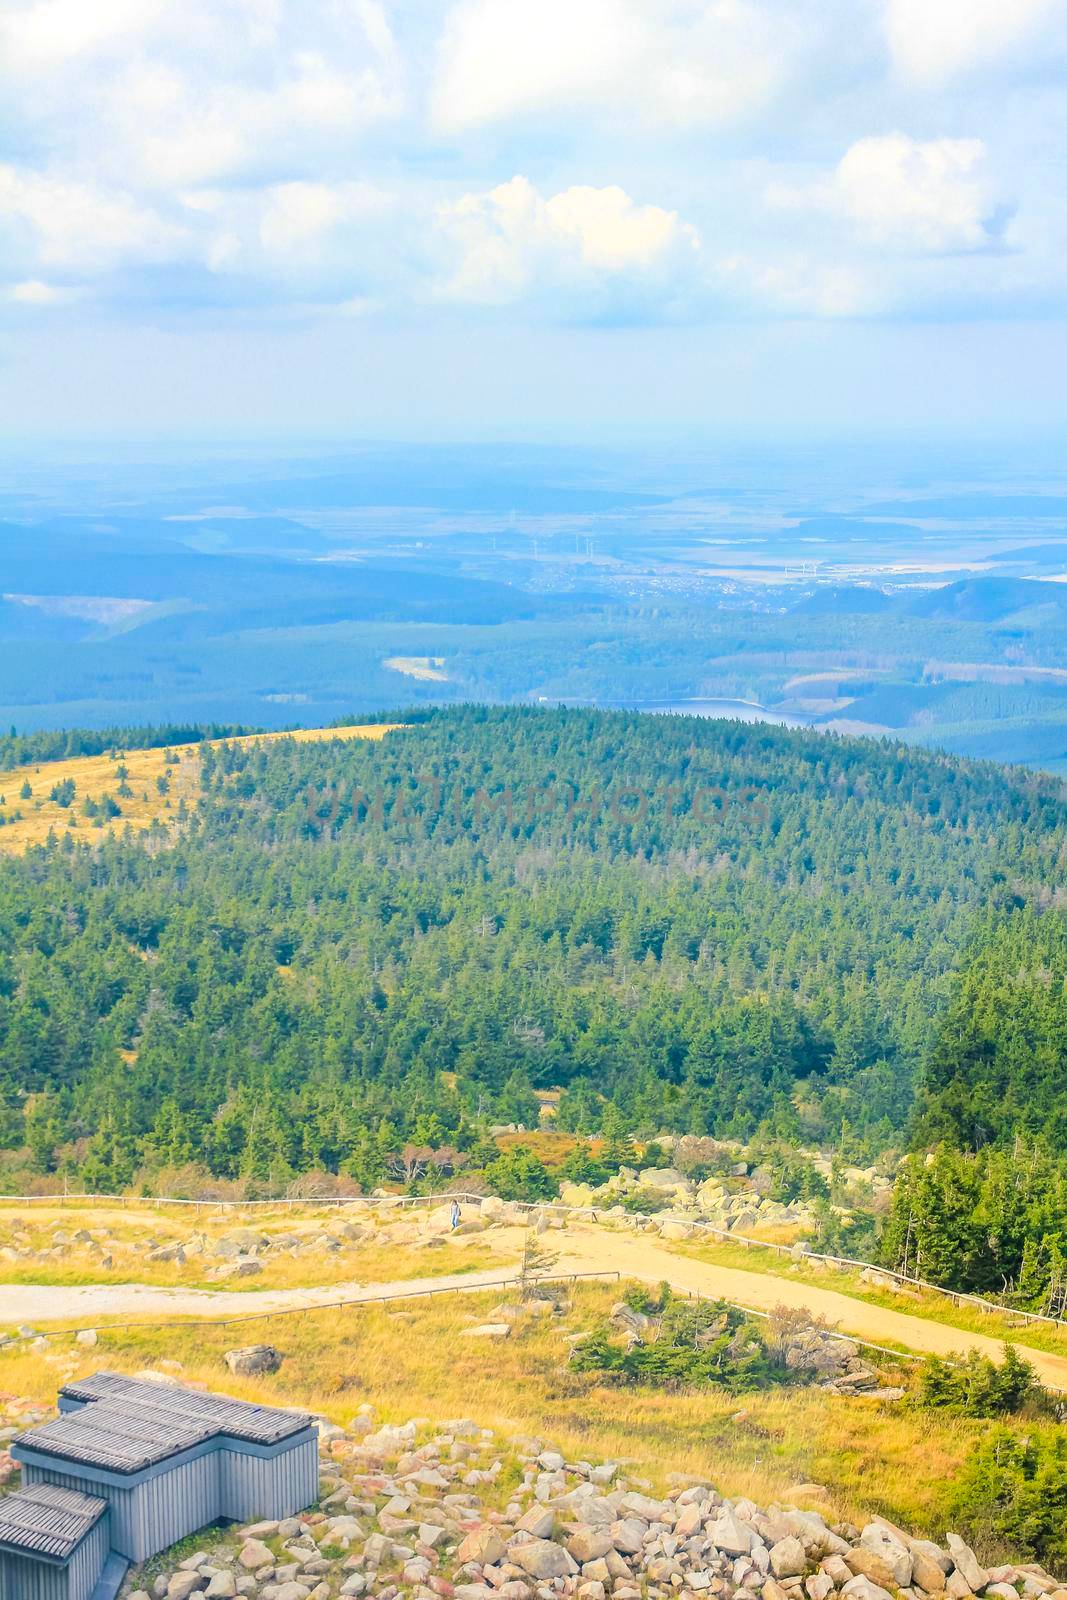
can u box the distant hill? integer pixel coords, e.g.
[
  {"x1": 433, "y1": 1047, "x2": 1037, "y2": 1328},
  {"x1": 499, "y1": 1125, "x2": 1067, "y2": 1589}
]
[
  {"x1": 790, "y1": 586, "x2": 892, "y2": 617},
  {"x1": 0, "y1": 524, "x2": 601, "y2": 632},
  {"x1": 0, "y1": 704, "x2": 1065, "y2": 1196},
  {"x1": 904, "y1": 577, "x2": 1067, "y2": 622}
]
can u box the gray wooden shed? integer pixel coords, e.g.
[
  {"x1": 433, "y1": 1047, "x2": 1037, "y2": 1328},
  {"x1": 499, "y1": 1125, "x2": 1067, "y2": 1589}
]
[
  {"x1": 0, "y1": 1482, "x2": 110, "y2": 1600},
  {"x1": 9, "y1": 1372, "x2": 319, "y2": 1592}
]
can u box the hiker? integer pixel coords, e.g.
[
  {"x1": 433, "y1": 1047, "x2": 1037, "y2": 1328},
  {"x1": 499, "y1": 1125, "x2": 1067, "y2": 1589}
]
[{"x1": 450, "y1": 1198, "x2": 461, "y2": 1230}]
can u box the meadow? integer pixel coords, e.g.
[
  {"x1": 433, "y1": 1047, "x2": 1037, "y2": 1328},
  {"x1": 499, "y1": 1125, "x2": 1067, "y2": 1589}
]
[
  {"x1": 0, "y1": 721, "x2": 402, "y2": 852},
  {"x1": 0, "y1": 1199, "x2": 506, "y2": 1292},
  {"x1": 0, "y1": 1280, "x2": 983, "y2": 1543},
  {"x1": 670, "y1": 1236, "x2": 1067, "y2": 1362}
]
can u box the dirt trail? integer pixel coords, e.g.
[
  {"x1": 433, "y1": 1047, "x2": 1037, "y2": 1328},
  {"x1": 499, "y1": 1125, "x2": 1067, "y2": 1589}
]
[{"x1": 7, "y1": 1221, "x2": 1067, "y2": 1391}]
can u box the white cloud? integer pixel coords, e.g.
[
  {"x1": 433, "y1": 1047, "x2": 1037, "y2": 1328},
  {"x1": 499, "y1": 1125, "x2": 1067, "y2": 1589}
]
[
  {"x1": 715, "y1": 254, "x2": 887, "y2": 317},
  {"x1": 0, "y1": 0, "x2": 167, "y2": 68},
  {"x1": 257, "y1": 181, "x2": 392, "y2": 256},
  {"x1": 771, "y1": 135, "x2": 1011, "y2": 254},
  {"x1": 435, "y1": 176, "x2": 700, "y2": 309},
  {"x1": 5, "y1": 278, "x2": 84, "y2": 305},
  {"x1": 0, "y1": 166, "x2": 185, "y2": 270},
  {"x1": 431, "y1": 0, "x2": 796, "y2": 132},
  {"x1": 0, "y1": 0, "x2": 405, "y2": 190},
  {"x1": 882, "y1": 0, "x2": 1061, "y2": 84}
]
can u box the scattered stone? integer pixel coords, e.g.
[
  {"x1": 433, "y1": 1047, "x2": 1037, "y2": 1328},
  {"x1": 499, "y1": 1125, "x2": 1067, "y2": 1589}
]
[
  {"x1": 225, "y1": 1345, "x2": 283, "y2": 1376},
  {"x1": 239, "y1": 1538, "x2": 274, "y2": 1569}
]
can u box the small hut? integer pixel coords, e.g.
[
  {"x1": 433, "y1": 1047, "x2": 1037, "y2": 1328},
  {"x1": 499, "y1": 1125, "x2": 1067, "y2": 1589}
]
[{"x1": 7, "y1": 1372, "x2": 318, "y2": 1595}]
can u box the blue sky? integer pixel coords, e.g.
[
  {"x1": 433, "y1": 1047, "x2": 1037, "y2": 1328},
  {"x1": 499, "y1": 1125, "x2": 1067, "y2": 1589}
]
[{"x1": 1, "y1": 0, "x2": 1066, "y2": 437}]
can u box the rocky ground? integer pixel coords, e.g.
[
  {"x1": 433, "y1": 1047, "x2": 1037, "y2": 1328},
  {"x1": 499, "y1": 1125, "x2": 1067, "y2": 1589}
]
[
  {"x1": 0, "y1": 1202, "x2": 513, "y2": 1285},
  {"x1": 107, "y1": 1393, "x2": 1063, "y2": 1600}
]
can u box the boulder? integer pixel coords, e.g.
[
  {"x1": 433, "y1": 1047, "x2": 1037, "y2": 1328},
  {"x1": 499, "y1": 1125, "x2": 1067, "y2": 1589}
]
[
  {"x1": 841, "y1": 1578, "x2": 894, "y2": 1600},
  {"x1": 708, "y1": 1513, "x2": 757, "y2": 1556},
  {"x1": 204, "y1": 1577, "x2": 238, "y2": 1598},
  {"x1": 770, "y1": 1538, "x2": 808, "y2": 1579},
  {"x1": 610, "y1": 1519, "x2": 647, "y2": 1555},
  {"x1": 511, "y1": 1540, "x2": 579, "y2": 1580},
  {"x1": 166, "y1": 1576, "x2": 203, "y2": 1599},
  {"x1": 461, "y1": 1324, "x2": 511, "y2": 1341},
  {"x1": 225, "y1": 1345, "x2": 283, "y2": 1377},
  {"x1": 239, "y1": 1538, "x2": 274, "y2": 1569},
  {"x1": 806, "y1": 1575, "x2": 836, "y2": 1600},
  {"x1": 946, "y1": 1536, "x2": 987, "y2": 1593},
  {"x1": 637, "y1": 1169, "x2": 687, "y2": 1190},
  {"x1": 515, "y1": 1507, "x2": 556, "y2": 1539},
  {"x1": 567, "y1": 1528, "x2": 615, "y2": 1563},
  {"x1": 846, "y1": 1550, "x2": 900, "y2": 1591},
  {"x1": 456, "y1": 1528, "x2": 506, "y2": 1566},
  {"x1": 858, "y1": 1528, "x2": 913, "y2": 1587}
]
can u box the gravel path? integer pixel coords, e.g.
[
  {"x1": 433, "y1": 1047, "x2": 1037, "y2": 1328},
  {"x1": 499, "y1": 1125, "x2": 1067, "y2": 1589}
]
[{"x1": 7, "y1": 1220, "x2": 1067, "y2": 1389}]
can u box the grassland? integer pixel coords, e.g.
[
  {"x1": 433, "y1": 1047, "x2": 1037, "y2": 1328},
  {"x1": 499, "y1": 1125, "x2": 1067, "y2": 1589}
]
[
  {"x1": 670, "y1": 1235, "x2": 1067, "y2": 1361},
  {"x1": 0, "y1": 721, "x2": 403, "y2": 853},
  {"x1": 0, "y1": 1199, "x2": 508, "y2": 1292},
  {"x1": 0, "y1": 1280, "x2": 979, "y2": 1541},
  {"x1": 383, "y1": 655, "x2": 448, "y2": 681}
]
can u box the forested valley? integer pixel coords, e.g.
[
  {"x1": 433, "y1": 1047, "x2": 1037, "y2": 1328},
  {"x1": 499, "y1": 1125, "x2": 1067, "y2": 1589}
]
[{"x1": 1, "y1": 706, "x2": 1066, "y2": 1303}]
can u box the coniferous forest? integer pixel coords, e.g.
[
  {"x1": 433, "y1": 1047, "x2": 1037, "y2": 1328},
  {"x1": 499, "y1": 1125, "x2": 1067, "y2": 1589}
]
[{"x1": 1, "y1": 706, "x2": 1066, "y2": 1298}]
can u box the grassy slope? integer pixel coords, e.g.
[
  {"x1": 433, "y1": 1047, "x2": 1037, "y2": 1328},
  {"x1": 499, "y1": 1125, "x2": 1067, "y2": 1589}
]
[
  {"x1": 669, "y1": 1237, "x2": 1067, "y2": 1361},
  {"x1": 0, "y1": 1201, "x2": 507, "y2": 1291},
  {"x1": 0, "y1": 722, "x2": 402, "y2": 852},
  {"x1": 0, "y1": 1282, "x2": 979, "y2": 1540}
]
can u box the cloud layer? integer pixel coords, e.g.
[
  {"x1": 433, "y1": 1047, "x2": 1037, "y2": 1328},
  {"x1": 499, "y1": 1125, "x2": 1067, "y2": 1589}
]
[{"x1": 0, "y1": 0, "x2": 1063, "y2": 326}]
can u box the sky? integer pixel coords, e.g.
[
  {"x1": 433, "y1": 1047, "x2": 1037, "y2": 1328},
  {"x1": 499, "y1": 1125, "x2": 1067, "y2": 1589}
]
[{"x1": 1, "y1": 0, "x2": 1066, "y2": 439}]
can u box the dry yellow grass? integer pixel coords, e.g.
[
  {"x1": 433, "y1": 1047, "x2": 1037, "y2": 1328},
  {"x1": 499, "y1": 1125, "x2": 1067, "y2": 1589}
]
[
  {"x1": 383, "y1": 656, "x2": 448, "y2": 682},
  {"x1": 0, "y1": 722, "x2": 404, "y2": 854},
  {"x1": 0, "y1": 1199, "x2": 509, "y2": 1291},
  {"x1": 0, "y1": 1282, "x2": 974, "y2": 1540}
]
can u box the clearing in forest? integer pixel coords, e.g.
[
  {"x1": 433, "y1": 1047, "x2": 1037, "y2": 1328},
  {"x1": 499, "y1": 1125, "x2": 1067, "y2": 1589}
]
[
  {"x1": 0, "y1": 721, "x2": 404, "y2": 853},
  {"x1": 383, "y1": 655, "x2": 448, "y2": 681}
]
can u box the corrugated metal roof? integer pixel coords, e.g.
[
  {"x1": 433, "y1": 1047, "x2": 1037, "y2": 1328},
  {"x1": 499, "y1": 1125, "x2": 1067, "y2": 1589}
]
[
  {"x1": 15, "y1": 1372, "x2": 312, "y2": 1474},
  {"x1": 60, "y1": 1371, "x2": 308, "y2": 1445},
  {"x1": 18, "y1": 1397, "x2": 215, "y2": 1473},
  {"x1": 0, "y1": 1482, "x2": 106, "y2": 1560}
]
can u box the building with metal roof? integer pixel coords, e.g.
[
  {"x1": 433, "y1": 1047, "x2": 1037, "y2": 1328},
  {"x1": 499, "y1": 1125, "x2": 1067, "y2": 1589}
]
[
  {"x1": 0, "y1": 1483, "x2": 111, "y2": 1600},
  {"x1": 3, "y1": 1373, "x2": 318, "y2": 1599}
]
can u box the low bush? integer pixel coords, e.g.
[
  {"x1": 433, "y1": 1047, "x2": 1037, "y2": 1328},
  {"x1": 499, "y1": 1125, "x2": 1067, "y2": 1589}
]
[
  {"x1": 950, "y1": 1427, "x2": 1067, "y2": 1568},
  {"x1": 915, "y1": 1345, "x2": 1043, "y2": 1418},
  {"x1": 571, "y1": 1296, "x2": 786, "y2": 1394}
]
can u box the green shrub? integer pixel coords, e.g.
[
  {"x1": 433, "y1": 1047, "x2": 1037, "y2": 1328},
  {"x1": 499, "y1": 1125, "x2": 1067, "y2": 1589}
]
[
  {"x1": 571, "y1": 1296, "x2": 785, "y2": 1394},
  {"x1": 481, "y1": 1146, "x2": 557, "y2": 1202},
  {"x1": 950, "y1": 1427, "x2": 1067, "y2": 1568},
  {"x1": 618, "y1": 1187, "x2": 674, "y2": 1214},
  {"x1": 915, "y1": 1345, "x2": 1042, "y2": 1417}
]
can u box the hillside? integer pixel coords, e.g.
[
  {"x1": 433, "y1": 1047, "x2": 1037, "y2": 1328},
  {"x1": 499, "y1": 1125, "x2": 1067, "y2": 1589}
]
[
  {"x1": 1, "y1": 705, "x2": 1065, "y2": 1198},
  {"x1": 0, "y1": 721, "x2": 400, "y2": 852}
]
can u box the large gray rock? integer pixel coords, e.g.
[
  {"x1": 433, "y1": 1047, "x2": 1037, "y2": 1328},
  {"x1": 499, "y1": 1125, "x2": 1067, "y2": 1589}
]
[
  {"x1": 859, "y1": 1527, "x2": 913, "y2": 1587},
  {"x1": 239, "y1": 1538, "x2": 273, "y2": 1569},
  {"x1": 708, "y1": 1513, "x2": 757, "y2": 1556},
  {"x1": 204, "y1": 1577, "x2": 237, "y2": 1598},
  {"x1": 511, "y1": 1539, "x2": 579, "y2": 1579},
  {"x1": 166, "y1": 1576, "x2": 203, "y2": 1599},
  {"x1": 225, "y1": 1345, "x2": 283, "y2": 1377},
  {"x1": 841, "y1": 1579, "x2": 894, "y2": 1600},
  {"x1": 456, "y1": 1527, "x2": 506, "y2": 1566},
  {"x1": 567, "y1": 1528, "x2": 615, "y2": 1563},
  {"x1": 769, "y1": 1538, "x2": 807, "y2": 1578},
  {"x1": 515, "y1": 1506, "x2": 556, "y2": 1539},
  {"x1": 946, "y1": 1535, "x2": 988, "y2": 1592}
]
